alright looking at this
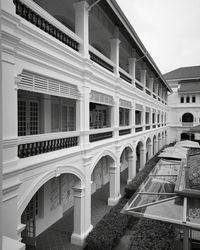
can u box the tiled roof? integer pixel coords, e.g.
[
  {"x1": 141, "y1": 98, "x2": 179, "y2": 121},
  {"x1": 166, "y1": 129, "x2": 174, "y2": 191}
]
[
  {"x1": 188, "y1": 149, "x2": 200, "y2": 190},
  {"x1": 178, "y1": 81, "x2": 200, "y2": 93},
  {"x1": 164, "y1": 66, "x2": 200, "y2": 80}
]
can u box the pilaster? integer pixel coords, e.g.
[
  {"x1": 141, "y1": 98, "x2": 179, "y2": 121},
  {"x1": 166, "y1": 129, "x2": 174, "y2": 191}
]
[{"x1": 127, "y1": 153, "x2": 136, "y2": 183}]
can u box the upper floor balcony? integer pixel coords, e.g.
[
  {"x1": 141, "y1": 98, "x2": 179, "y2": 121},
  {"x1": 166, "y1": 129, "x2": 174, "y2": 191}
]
[
  {"x1": 11, "y1": 0, "x2": 169, "y2": 104},
  {"x1": 17, "y1": 88, "x2": 166, "y2": 158}
]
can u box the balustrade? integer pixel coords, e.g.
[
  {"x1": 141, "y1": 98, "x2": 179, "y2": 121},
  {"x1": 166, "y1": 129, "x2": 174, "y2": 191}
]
[
  {"x1": 89, "y1": 132, "x2": 113, "y2": 142},
  {"x1": 13, "y1": 0, "x2": 79, "y2": 51},
  {"x1": 119, "y1": 129, "x2": 131, "y2": 136},
  {"x1": 18, "y1": 136, "x2": 78, "y2": 158}
]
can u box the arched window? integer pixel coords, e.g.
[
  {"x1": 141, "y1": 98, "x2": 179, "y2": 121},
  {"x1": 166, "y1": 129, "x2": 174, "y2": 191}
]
[{"x1": 182, "y1": 113, "x2": 194, "y2": 123}]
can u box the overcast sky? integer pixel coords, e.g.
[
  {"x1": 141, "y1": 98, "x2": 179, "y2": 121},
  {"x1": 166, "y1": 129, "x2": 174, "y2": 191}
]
[{"x1": 116, "y1": 0, "x2": 200, "y2": 74}]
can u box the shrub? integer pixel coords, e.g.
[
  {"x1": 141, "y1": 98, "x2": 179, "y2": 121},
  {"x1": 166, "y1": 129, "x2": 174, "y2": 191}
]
[
  {"x1": 129, "y1": 218, "x2": 175, "y2": 250},
  {"x1": 84, "y1": 197, "x2": 131, "y2": 250},
  {"x1": 125, "y1": 153, "x2": 160, "y2": 198}
]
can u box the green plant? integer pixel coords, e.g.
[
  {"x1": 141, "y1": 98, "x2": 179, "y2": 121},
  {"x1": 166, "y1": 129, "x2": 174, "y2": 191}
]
[
  {"x1": 129, "y1": 218, "x2": 175, "y2": 250},
  {"x1": 84, "y1": 197, "x2": 131, "y2": 250}
]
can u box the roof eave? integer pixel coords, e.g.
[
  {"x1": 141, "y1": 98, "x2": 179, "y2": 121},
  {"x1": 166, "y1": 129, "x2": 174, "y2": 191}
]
[{"x1": 108, "y1": 0, "x2": 172, "y2": 93}]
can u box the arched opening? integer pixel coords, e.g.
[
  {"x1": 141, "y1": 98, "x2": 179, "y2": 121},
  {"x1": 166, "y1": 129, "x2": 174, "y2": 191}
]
[
  {"x1": 153, "y1": 135, "x2": 157, "y2": 155},
  {"x1": 182, "y1": 113, "x2": 194, "y2": 123},
  {"x1": 181, "y1": 133, "x2": 195, "y2": 141},
  {"x1": 120, "y1": 147, "x2": 134, "y2": 193},
  {"x1": 91, "y1": 155, "x2": 115, "y2": 225},
  {"x1": 136, "y1": 141, "x2": 144, "y2": 172},
  {"x1": 21, "y1": 173, "x2": 81, "y2": 249},
  {"x1": 146, "y1": 138, "x2": 151, "y2": 162}
]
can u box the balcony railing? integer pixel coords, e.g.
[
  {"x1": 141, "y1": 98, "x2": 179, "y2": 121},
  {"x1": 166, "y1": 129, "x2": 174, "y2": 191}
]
[
  {"x1": 89, "y1": 131, "x2": 113, "y2": 142},
  {"x1": 13, "y1": 0, "x2": 80, "y2": 51},
  {"x1": 182, "y1": 122, "x2": 193, "y2": 127},
  {"x1": 145, "y1": 125, "x2": 151, "y2": 130},
  {"x1": 145, "y1": 88, "x2": 151, "y2": 95},
  {"x1": 153, "y1": 124, "x2": 156, "y2": 129},
  {"x1": 119, "y1": 129, "x2": 131, "y2": 136},
  {"x1": 18, "y1": 136, "x2": 78, "y2": 158},
  {"x1": 135, "y1": 126, "x2": 143, "y2": 133},
  {"x1": 135, "y1": 80, "x2": 144, "y2": 91},
  {"x1": 119, "y1": 69, "x2": 132, "y2": 84}
]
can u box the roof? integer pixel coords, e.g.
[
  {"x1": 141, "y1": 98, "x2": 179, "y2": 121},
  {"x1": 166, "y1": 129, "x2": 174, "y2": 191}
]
[
  {"x1": 106, "y1": 0, "x2": 172, "y2": 93},
  {"x1": 189, "y1": 125, "x2": 200, "y2": 133},
  {"x1": 164, "y1": 66, "x2": 200, "y2": 80},
  {"x1": 178, "y1": 81, "x2": 200, "y2": 93},
  {"x1": 188, "y1": 149, "x2": 200, "y2": 190}
]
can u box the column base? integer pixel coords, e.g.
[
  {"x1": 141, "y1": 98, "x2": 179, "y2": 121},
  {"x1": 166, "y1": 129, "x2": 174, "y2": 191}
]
[
  {"x1": 71, "y1": 224, "x2": 93, "y2": 246},
  {"x1": 108, "y1": 194, "x2": 121, "y2": 206}
]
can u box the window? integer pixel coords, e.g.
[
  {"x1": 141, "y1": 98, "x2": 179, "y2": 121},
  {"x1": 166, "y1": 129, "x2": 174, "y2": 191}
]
[
  {"x1": 145, "y1": 112, "x2": 150, "y2": 124},
  {"x1": 152, "y1": 113, "x2": 155, "y2": 123},
  {"x1": 192, "y1": 96, "x2": 196, "y2": 103},
  {"x1": 90, "y1": 103, "x2": 111, "y2": 129},
  {"x1": 18, "y1": 91, "x2": 40, "y2": 136},
  {"x1": 157, "y1": 114, "x2": 160, "y2": 123},
  {"x1": 18, "y1": 90, "x2": 76, "y2": 136},
  {"x1": 135, "y1": 110, "x2": 142, "y2": 125},
  {"x1": 180, "y1": 97, "x2": 184, "y2": 103},
  {"x1": 186, "y1": 96, "x2": 190, "y2": 103},
  {"x1": 51, "y1": 98, "x2": 76, "y2": 132},
  {"x1": 119, "y1": 108, "x2": 130, "y2": 126}
]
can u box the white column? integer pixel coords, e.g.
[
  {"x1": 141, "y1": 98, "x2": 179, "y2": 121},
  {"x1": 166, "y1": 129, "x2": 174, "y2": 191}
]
[
  {"x1": 110, "y1": 28, "x2": 120, "y2": 76},
  {"x1": 127, "y1": 152, "x2": 136, "y2": 183},
  {"x1": 140, "y1": 68, "x2": 147, "y2": 87},
  {"x1": 74, "y1": 1, "x2": 89, "y2": 58},
  {"x1": 79, "y1": 85, "x2": 90, "y2": 146},
  {"x1": 140, "y1": 147, "x2": 146, "y2": 169},
  {"x1": 71, "y1": 185, "x2": 86, "y2": 246},
  {"x1": 108, "y1": 164, "x2": 121, "y2": 206},
  {"x1": 149, "y1": 143, "x2": 153, "y2": 159},
  {"x1": 128, "y1": 57, "x2": 136, "y2": 86}
]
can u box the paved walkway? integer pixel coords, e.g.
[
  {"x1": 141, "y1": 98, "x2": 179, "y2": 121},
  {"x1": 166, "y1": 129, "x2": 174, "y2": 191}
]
[{"x1": 30, "y1": 169, "x2": 128, "y2": 250}]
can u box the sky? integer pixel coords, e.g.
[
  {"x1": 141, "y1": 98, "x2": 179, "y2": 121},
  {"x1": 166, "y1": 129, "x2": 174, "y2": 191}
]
[{"x1": 116, "y1": 0, "x2": 200, "y2": 74}]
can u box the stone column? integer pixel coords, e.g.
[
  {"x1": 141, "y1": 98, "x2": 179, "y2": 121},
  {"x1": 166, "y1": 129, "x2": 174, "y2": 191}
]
[
  {"x1": 127, "y1": 152, "x2": 136, "y2": 183},
  {"x1": 154, "y1": 139, "x2": 158, "y2": 154},
  {"x1": 74, "y1": 1, "x2": 89, "y2": 58},
  {"x1": 140, "y1": 67, "x2": 147, "y2": 88},
  {"x1": 71, "y1": 185, "x2": 86, "y2": 246},
  {"x1": 110, "y1": 27, "x2": 120, "y2": 77},
  {"x1": 108, "y1": 164, "x2": 121, "y2": 206},
  {"x1": 128, "y1": 56, "x2": 136, "y2": 86},
  {"x1": 139, "y1": 147, "x2": 146, "y2": 170}
]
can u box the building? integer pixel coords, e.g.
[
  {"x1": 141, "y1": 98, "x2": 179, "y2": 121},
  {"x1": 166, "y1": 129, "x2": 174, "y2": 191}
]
[
  {"x1": 164, "y1": 66, "x2": 200, "y2": 143},
  {"x1": 1, "y1": 0, "x2": 171, "y2": 248}
]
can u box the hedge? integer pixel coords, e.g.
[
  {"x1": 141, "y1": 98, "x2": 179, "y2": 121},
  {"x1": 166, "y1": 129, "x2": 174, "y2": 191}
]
[
  {"x1": 125, "y1": 153, "x2": 160, "y2": 198},
  {"x1": 84, "y1": 197, "x2": 131, "y2": 250},
  {"x1": 129, "y1": 218, "x2": 175, "y2": 250}
]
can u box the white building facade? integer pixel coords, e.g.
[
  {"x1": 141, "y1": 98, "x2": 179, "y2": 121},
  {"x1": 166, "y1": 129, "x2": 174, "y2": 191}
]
[
  {"x1": 1, "y1": 0, "x2": 171, "y2": 248},
  {"x1": 164, "y1": 66, "x2": 200, "y2": 143}
]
